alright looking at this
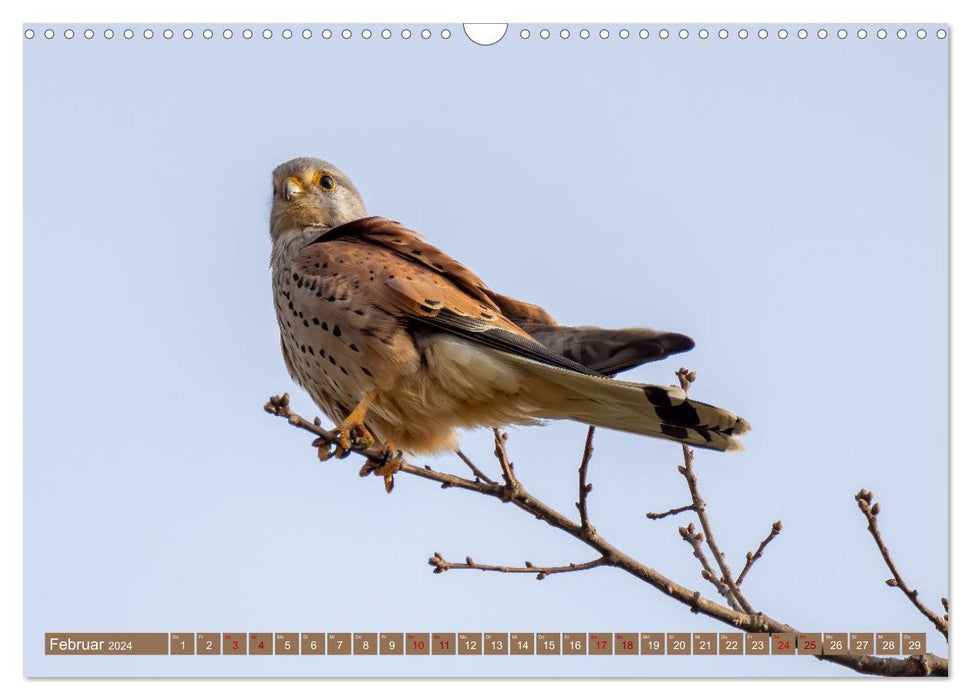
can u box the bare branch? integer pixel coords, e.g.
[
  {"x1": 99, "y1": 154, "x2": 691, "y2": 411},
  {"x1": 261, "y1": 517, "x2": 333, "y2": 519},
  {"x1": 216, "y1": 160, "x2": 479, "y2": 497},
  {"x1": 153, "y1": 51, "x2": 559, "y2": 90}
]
[
  {"x1": 736, "y1": 521, "x2": 784, "y2": 587},
  {"x1": 265, "y1": 393, "x2": 948, "y2": 677},
  {"x1": 428, "y1": 553, "x2": 608, "y2": 580},
  {"x1": 576, "y1": 426, "x2": 596, "y2": 534},
  {"x1": 830, "y1": 653, "x2": 947, "y2": 677},
  {"x1": 855, "y1": 489, "x2": 948, "y2": 640},
  {"x1": 678, "y1": 522, "x2": 737, "y2": 603},
  {"x1": 681, "y1": 460, "x2": 751, "y2": 614},
  {"x1": 646, "y1": 504, "x2": 695, "y2": 520},
  {"x1": 673, "y1": 368, "x2": 753, "y2": 614},
  {"x1": 492, "y1": 429, "x2": 520, "y2": 499},
  {"x1": 456, "y1": 449, "x2": 496, "y2": 485}
]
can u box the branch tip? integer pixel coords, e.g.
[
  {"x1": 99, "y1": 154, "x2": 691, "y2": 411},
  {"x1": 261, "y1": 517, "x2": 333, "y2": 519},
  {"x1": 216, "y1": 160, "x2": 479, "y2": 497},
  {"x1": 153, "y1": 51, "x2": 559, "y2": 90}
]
[
  {"x1": 735, "y1": 520, "x2": 784, "y2": 588},
  {"x1": 855, "y1": 488, "x2": 948, "y2": 640}
]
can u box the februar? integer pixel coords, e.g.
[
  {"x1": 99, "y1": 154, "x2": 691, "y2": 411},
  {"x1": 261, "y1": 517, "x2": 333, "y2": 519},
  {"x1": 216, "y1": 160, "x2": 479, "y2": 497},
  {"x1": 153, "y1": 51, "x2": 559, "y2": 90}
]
[{"x1": 48, "y1": 637, "x2": 104, "y2": 652}]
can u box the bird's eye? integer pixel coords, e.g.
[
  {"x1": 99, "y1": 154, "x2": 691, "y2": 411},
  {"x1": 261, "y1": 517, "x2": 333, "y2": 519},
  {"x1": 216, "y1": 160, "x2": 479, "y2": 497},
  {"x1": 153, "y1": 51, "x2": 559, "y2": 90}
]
[{"x1": 315, "y1": 173, "x2": 336, "y2": 190}]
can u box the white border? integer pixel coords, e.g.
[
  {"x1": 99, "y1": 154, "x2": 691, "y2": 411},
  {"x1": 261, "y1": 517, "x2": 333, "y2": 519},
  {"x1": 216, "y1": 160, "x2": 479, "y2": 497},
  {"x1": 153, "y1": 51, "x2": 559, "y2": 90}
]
[
  {"x1": 1, "y1": 1, "x2": 964, "y2": 699},
  {"x1": 18, "y1": 22, "x2": 951, "y2": 41}
]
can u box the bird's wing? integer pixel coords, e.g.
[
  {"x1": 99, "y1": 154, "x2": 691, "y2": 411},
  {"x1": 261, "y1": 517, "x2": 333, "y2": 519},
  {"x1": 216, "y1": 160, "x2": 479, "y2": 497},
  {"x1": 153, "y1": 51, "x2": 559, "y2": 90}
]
[
  {"x1": 305, "y1": 217, "x2": 693, "y2": 375},
  {"x1": 518, "y1": 324, "x2": 695, "y2": 375},
  {"x1": 489, "y1": 292, "x2": 559, "y2": 326},
  {"x1": 298, "y1": 219, "x2": 601, "y2": 377},
  {"x1": 489, "y1": 289, "x2": 694, "y2": 374},
  {"x1": 309, "y1": 217, "x2": 560, "y2": 322},
  {"x1": 488, "y1": 292, "x2": 693, "y2": 373},
  {"x1": 306, "y1": 216, "x2": 499, "y2": 308}
]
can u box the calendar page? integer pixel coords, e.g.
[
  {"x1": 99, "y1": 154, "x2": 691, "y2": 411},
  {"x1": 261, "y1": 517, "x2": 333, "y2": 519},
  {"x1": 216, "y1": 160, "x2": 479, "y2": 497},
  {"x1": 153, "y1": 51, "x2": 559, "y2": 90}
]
[{"x1": 22, "y1": 21, "x2": 948, "y2": 678}]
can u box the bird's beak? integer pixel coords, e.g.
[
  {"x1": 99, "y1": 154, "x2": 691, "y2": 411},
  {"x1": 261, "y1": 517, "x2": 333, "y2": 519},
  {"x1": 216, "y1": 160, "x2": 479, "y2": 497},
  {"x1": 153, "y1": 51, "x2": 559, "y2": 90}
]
[{"x1": 283, "y1": 177, "x2": 304, "y2": 202}]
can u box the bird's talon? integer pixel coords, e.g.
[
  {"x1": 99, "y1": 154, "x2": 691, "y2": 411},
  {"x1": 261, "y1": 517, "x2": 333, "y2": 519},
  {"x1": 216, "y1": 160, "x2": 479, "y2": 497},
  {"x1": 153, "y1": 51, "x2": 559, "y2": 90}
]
[
  {"x1": 334, "y1": 444, "x2": 352, "y2": 459},
  {"x1": 360, "y1": 443, "x2": 403, "y2": 493},
  {"x1": 335, "y1": 419, "x2": 375, "y2": 454},
  {"x1": 371, "y1": 449, "x2": 403, "y2": 476}
]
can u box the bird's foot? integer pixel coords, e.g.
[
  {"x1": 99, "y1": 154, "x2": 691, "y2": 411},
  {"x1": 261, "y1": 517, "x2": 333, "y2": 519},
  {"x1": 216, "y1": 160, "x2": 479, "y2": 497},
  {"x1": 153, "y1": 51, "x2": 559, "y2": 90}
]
[
  {"x1": 333, "y1": 417, "x2": 375, "y2": 459},
  {"x1": 359, "y1": 442, "x2": 404, "y2": 493}
]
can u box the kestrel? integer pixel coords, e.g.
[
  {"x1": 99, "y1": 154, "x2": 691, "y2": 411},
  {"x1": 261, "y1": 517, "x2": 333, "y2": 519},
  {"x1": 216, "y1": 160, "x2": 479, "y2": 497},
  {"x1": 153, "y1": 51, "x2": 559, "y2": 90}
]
[{"x1": 270, "y1": 157, "x2": 749, "y2": 489}]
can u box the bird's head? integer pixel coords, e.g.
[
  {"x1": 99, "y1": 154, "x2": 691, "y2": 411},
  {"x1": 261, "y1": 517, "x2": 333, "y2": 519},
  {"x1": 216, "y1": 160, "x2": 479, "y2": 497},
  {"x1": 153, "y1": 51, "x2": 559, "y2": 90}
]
[{"x1": 270, "y1": 157, "x2": 367, "y2": 241}]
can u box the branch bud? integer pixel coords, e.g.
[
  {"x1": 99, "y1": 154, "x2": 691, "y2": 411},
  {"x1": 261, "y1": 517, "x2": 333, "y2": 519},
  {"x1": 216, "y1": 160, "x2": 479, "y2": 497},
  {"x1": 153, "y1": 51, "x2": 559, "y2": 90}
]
[
  {"x1": 772, "y1": 520, "x2": 783, "y2": 533},
  {"x1": 536, "y1": 572, "x2": 547, "y2": 580},
  {"x1": 871, "y1": 503, "x2": 881, "y2": 515},
  {"x1": 886, "y1": 578, "x2": 898, "y2": 587}
]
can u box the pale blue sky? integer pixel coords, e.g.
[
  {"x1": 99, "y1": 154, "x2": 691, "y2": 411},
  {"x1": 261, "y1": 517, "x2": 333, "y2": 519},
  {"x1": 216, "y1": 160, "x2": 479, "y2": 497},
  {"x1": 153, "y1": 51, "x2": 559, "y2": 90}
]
[{"x1": 24, "y1": 23, "x2": 947, "y2": 677}]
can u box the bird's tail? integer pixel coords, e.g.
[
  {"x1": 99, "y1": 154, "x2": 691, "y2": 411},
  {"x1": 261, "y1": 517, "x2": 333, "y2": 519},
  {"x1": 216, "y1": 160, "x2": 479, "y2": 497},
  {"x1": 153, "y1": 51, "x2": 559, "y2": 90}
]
[{"x1": 507, "y1": 354, "x2": 750, "y2": 452}]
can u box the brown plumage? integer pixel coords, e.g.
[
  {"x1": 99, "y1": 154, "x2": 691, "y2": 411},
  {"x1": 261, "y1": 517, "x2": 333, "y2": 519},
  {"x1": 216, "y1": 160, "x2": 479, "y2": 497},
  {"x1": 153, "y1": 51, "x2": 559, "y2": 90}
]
[{"x1": 270, "y1": 157, "x2": 750, "y2": 460}]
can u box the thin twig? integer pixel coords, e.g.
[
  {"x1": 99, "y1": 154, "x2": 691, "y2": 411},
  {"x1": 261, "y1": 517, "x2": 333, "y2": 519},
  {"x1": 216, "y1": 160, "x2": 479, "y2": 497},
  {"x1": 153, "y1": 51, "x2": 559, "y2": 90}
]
[
  {"x1": 456, "y1": 449, "x2": 496, "y2": 485},
  {"x1": 681, "y1": 446, "x2": 752, "y2": 612},
  {"x1": 492, "y1": 429, "x2": 520, "y2": 499},
  {"x1": 678, "y1": 522, "x2": 736, "y2": 601},
  {"x1": 265, "y1": 393, "x2": 948, "y2": 677},
  {"x1": 674, "y1": 368, "x2": 754, "y2": 614},
  {"x1": 576, "y1": 426, "x2": 596, "y2": 534},
  {"x1": 736, "y1": 521, "x2": 784, "y2": 587},
  {"x1": 646, "y1": 504, "x2": 695, "y2": 520},
  {"x1": 855, "y1": 489, "x2": 948, "y2": 640},
  {"x1": 428, "y1": 553, "x2": 608, "y2": 580}
]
